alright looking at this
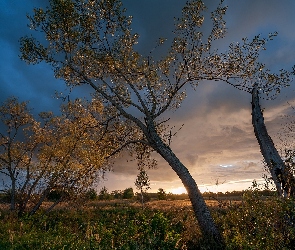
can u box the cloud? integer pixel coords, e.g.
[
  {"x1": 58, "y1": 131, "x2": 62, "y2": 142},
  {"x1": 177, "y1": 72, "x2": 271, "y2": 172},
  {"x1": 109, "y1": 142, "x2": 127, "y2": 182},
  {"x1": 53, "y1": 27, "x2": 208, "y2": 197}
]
[{"x1": 2, "y1": 0, "x2": 295, "y2": 193}]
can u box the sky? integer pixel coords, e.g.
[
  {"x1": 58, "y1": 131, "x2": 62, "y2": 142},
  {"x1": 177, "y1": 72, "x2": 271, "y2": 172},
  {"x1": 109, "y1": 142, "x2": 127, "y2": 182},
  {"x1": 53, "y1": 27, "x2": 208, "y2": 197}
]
[{"x1": 1, "y1": 0, "x2": 295, "y2": 194}]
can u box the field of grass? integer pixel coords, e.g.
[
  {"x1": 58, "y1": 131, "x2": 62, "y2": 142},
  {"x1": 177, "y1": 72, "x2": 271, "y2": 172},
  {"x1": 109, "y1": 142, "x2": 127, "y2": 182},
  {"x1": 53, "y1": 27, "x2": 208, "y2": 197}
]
[{"x1": 0, "y1": 192, "x2": 295, "y2": 249}]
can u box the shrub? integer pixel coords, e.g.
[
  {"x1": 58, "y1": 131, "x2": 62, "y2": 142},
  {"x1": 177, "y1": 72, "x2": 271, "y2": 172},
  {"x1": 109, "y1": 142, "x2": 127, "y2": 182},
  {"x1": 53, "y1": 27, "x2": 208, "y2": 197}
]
[
  {"x1": 157, "y1": 188, "x2": 167, "y2": 200},
  {"x1": 217, "y1": 189, "x2": 295, "y2": 249},
  {"x1": 0, "y1": 190, "x2": 12, "y2": 203},
  {"x1": 123, "y1": 187, "x2": 134, "y2": 199},
  {"x1": 84, "y1": 189, "x2": 97, "y2": 200}
]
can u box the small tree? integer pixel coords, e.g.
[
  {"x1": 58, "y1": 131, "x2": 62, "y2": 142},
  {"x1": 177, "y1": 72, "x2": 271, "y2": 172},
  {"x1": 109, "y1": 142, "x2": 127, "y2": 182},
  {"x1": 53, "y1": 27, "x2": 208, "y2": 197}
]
[
  {"x1": 157, "y1": 188, "x2": 167, "y2": 200},
  {"x1": 135, "y1": 168, "x2": 151, "y2": 207},
  {"x1": 29, "y1": 99, "x2": 120, "y2": 215},
  {"x1": 98, "y1": 186, "x2": 110, "y2": 200},
  {"x1": 123, "y1": 187, "x2": 134, "y2": 199}
]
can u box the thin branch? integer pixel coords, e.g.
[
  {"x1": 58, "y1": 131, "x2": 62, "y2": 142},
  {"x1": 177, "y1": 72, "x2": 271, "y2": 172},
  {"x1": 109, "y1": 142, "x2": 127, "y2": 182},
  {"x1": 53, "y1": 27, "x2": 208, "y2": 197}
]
[
  {"x1": 113, "y1": 64, "x2": 150, "y2": 116},
  {"x1": 106, "y1": 139, "x2": 150, "y2": 159}
]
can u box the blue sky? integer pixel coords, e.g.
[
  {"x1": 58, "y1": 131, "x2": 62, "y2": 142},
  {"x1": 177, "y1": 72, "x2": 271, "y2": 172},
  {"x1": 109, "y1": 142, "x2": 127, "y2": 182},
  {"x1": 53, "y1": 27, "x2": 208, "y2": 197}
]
[{"x1": 1, "y1": 0, "x2": 295, "y2": 193}]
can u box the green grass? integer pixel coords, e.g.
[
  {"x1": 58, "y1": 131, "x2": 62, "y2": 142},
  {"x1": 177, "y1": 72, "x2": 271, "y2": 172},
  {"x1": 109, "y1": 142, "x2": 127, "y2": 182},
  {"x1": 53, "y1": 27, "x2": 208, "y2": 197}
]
[
  {"x1": 0, "y1": 204, "x2": 188, "y2": 249},
  {"x1": 0, "y1": 192, "x2": 295, "y2": 249}
]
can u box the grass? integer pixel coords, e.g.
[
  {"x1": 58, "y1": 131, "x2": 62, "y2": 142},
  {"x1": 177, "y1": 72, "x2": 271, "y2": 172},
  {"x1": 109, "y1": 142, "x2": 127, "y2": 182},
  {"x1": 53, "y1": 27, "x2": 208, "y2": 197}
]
[
  {"x1": 0, "y1": 201, "x2": 191, "y2": 249},
  {"x1": 0, "y1": 192, "x2": 295, "y2": 249}
]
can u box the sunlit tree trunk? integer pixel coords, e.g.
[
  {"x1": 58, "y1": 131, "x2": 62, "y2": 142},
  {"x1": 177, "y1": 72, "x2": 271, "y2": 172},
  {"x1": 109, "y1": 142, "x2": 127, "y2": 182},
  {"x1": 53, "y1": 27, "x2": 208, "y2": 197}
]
[
  {"x1": 146, "y1": 123, "x2": 224, "y2": 247},
  {"x1": 252, "y1": 84, "x2": 295, "y2": 197}
]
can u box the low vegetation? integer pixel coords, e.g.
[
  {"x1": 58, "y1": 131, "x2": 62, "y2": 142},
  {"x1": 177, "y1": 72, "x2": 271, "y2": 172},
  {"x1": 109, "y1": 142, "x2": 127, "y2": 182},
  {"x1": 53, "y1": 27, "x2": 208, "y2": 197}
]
[{"x1": 0, "y1": 188, "x2": 294, "y2": 249}]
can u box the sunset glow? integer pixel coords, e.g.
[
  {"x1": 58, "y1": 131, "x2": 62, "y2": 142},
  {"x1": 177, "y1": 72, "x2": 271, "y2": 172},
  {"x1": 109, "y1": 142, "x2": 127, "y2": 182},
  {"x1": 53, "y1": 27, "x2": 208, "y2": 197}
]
[{"x1": 169, "y1": 187, "x2": 187, "y2": 195}]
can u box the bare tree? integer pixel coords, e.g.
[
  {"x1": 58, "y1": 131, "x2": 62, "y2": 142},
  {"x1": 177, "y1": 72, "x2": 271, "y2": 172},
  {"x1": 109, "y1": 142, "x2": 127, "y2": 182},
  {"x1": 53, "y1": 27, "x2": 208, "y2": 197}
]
[{"x1": 19, "y1": 0, "x2": 294, "y2": 245}]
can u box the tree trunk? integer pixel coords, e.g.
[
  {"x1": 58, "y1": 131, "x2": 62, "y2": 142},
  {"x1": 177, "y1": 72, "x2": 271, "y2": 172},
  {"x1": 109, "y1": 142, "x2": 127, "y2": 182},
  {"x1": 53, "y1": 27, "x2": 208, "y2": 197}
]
[
  {"x1": 146, "y1": 124, "x2": 224, "y2": 248},
  {"x1": 140, "y1": 190, "x2": 144, "y2": 209},
  {"x1": 29, "y1": 189, "x2": 50, "y2": 216},
  {"x1": 252, "y1": 85, "x2": 295, "y2": 197},
  {"x1": 10, "y1": 176, "x2": 16, "y2": 211}
]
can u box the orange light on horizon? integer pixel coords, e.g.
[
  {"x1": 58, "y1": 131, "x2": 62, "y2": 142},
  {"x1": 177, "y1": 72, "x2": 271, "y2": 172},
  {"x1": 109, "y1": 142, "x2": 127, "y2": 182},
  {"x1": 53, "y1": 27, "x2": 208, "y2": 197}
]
[{"x1": 169, "y1": 186, "x2": 187, "y2": 194}]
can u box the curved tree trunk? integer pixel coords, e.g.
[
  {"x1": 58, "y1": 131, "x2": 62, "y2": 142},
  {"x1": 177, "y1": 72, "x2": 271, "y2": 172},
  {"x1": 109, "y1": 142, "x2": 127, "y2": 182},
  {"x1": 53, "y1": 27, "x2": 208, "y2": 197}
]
[
  {"x1": 146, "y1": 124, "x2": 225, "y2": 248},
  {"x1": 252, "y1": 84, "x2": 295, "y2": 197}
]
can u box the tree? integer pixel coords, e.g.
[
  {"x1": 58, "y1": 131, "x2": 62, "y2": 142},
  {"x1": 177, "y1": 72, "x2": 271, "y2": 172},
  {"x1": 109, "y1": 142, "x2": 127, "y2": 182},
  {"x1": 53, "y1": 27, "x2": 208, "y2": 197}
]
[
  {"x1": 111, "y1": 189, "x2": 123, "y2": 199},
  {"x1": 157, "y1": 188, "x2": 167, "y2": 200},
  {"x1": 0, "y1": 97, "x2": 120, "y2": 215},
  {"x1": 28, "y1": 98, "x2": 121, "y2": 214},
  {"x1": 98, "y1": 186, "x2": 110, "y2": 200},
  {"x1": 123, "y1": 187, "x2": 134, "y2": 199},
  {"x1": 0, "y1": 97, "x2": 37, "y2": 212},
  {"x1": 135, "y1": 168, "x2": 151, "y2": 208},
  {"x1": 84, "y1": 188, "x2": 98, "y2": 200},
  {"x1": 252, "y1": 85, "x2": 295, "y2": 197},
  {"x1": 20, "y1": 0, "x2": 293, "y2": 245}
]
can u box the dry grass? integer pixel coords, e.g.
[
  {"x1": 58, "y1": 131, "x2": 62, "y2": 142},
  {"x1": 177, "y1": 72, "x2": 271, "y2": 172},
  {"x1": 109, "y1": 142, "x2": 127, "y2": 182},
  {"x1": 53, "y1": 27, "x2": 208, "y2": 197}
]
[{"x1": 0, "y1": 197, "x2": 242, "y2": 214}]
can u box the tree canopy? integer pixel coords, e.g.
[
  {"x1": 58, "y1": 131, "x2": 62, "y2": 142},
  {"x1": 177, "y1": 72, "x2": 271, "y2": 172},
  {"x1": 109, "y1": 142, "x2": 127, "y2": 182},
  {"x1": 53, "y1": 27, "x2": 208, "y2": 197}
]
[{"x1": 0, "y1": 97, "x2": 123, "y2": 215}]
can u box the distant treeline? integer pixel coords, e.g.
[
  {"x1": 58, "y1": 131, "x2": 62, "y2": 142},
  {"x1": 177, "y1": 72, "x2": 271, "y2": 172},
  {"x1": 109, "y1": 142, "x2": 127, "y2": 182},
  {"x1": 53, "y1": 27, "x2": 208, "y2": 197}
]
[
  {"x1": 202, "y1": 189, "x2": 276, "y2": 199},
  {"x1": 0, "y1": 187, "x2": 276, "y2": 204},
  {"x1": 83, "y1": 187, "x2": 277, "y2": 202}
]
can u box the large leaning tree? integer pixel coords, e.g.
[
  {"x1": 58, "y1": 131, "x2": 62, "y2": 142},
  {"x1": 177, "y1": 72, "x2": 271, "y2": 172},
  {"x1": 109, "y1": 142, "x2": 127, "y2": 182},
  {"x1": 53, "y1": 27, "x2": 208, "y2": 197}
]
[
  {"x1": 252, "y1": 85, "x2": 295, "y2": 197},
  {"x1": 20, "y1": 0, "x2": 294, "y2": 245}
]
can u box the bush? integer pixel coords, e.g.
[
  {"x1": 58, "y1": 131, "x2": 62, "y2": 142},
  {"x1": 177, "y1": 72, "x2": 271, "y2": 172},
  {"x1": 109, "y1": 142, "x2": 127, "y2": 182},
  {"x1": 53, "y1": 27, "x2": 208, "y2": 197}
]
[
  {"x1": 84, "y1": 189, "x2": 97, "y2": 200},
  {"x1": 123, "y1": 187, "x2": 134, "y2": 199},
  {"x1": 157, "y1": 188, "x2": 167, "y2": 200},
  {"x1": 217, "y1": 189, "x2": 295, "y2": 249},
  {"x1": 98, "y1": 186, "x2": 111, "y2": 200},
  {"x1": 47, "y1": 189, "x2": 65, "y2": 201},
  {"x1": 0, "y1": 190, "x2": 12, "y2": 203}
]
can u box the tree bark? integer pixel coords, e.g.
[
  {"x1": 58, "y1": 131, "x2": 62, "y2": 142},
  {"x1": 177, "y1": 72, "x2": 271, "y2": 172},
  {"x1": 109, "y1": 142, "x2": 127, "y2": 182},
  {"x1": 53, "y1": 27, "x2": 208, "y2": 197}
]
[
  {"x1": 29, "y1": 189, "x2": 50, "y2": 216},
  {"x1": 146, "y1": 124, "x2": 225, "y2": 248},
  {"x1": 10, "y1": 176, "x2": 16, "y2": 211},
  {"x1": 252, "y1": 85, "x2": 295, "y2": 197},
  {"x1": 140, "y1": 190, "x2": 144, "y2": 209}
]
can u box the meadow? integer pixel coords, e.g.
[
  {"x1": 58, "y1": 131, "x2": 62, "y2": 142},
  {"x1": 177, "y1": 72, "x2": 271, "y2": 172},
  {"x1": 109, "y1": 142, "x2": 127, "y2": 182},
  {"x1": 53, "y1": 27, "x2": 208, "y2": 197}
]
[{"x1": 0, "y1": 190, "x2": 295, "y2": 249}]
